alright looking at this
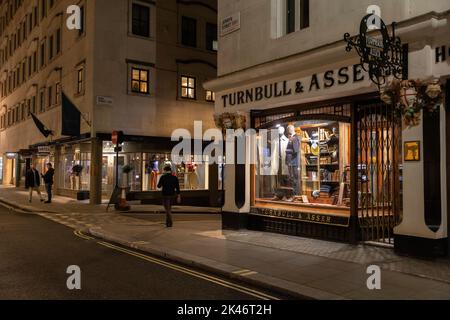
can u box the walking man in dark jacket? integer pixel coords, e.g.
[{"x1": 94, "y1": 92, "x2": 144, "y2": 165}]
[
  {"x1": 25, "y1": 164, "x2": 44, "y2": 203},
  {"x1": 157, "y1": 165, "x2": 181, "y2": 228},
  {"x1": 42, "y1": 163, "x2": 55, "y2": 203}
]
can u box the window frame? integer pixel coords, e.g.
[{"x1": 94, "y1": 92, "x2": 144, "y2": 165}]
[
  {"x1": 55, "y1": 82, "x2": 61, "y2": 104},
  {"x1": 130, "y1": 67, "x2": 150, "y2": 94},
  {"x1": 180, "y1": 75, "x2": 196, "y2": 100},
  {"x1": 205, "y1": 22, "x2": 218, "y2": 52},
  {"x1": 205, "y1": 90, "x2": 215, "y2": 102},
  {"x1": 39, "y1": 89, "x2": 45, "y2": 112},
  {"x1": 131, "y1": 2, "x2": 150, "y2": 38},
  {"x1": 77, "y1": 66, "x2": 85, "y2": 95},
  {"x1": 181, "y1": 16, "x2": 197, "y2": 48}
]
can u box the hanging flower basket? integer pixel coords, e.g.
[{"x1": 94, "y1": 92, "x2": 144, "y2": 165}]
[{"x1": 380, "y1": 79, "x2": 443, "y2": 128}]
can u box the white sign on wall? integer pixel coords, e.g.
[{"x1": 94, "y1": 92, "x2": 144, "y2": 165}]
[
  {"x1": 96, "y1": 96, "x2": 113, "y2": 106},
  {"x1": 220, "y1": 12, "x2": 240, "y2": 37}
]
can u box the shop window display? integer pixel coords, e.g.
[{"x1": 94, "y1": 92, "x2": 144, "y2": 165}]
[
  {"x1": 256, "y1": 120, "x2": 351, "y2": 208},
  {"x1": 101, "y1": 142, "x2": 210, "y2": 195},
  {"x1": 59, "y1": 151, "x2": 90, "y2": 191},
  {"x1": 142, "y1": 153, "x2": 208, "y2": 191},
  {"x1": 101, "y1": 142, "x2": 142, "y2": 193}
]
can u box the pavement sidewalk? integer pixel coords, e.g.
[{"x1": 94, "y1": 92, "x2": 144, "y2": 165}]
[
  {"x1": 0, "y1": 185, "x2": 220, "y2": 214},
  {"x1": 2, "y1": 186, "x2": 450, "y2": 300}
]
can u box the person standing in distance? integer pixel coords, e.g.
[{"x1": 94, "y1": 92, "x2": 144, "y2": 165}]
[
  {"x1": 157, "y1": 165, "x2": 181, "y2": 228},
  {"x1": 42, "y1": 163, "x2": 55, "y2": 203},
  {"x1": 25, "y1": 164, "x2": 44, "y2": 203}
]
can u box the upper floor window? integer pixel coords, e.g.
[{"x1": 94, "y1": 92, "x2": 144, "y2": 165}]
[
  {"x1": 55, "y1": 82, "x2": 61, "y2": 104},
  {"x1": 56, "y1": 28, "x2": 61, "y2": 54},
  {"x1": 206, "y1": 90, "x2": 215, "y2": 102},
  {"x1": 273, "y1": 0, "x2": 309, "y2": 38},
  {"x1": 181, "y1": 17, "x2": 197, "y2": 48},
  {"x1": 131, "y1": 67, "x2": 149, "y2": 94},
  {"x1": 180, "y1": 76, "x2": 196, "y2": 99},
  {"x1": 79, "y1": 5, "x2": 85, "y2": 36},
  {"x1": 40, "y1": 0, "x2": 47, "y2": 20},
  {"x1": 39, "y1": 90, "x2": 45, "y2": 112},
  {"x1": 286, "y1": 0, "x2": 309, "y2": 35},
  {"x1": 49, "y1": 35, "x2": 54, "y2": 60},
  {"x1": 77, "y1": 66, "x2": 84, "y2": 94},
  {"x1": 206, "y1": 23, "x2": 217, "y2": 51},
  {"x1": 40, "y1": 41, "x2": 46, "y2": 68},
  {"x1": 48, "y1": 85, "x2": 53, "y2": 107},
  {"x1": 33, "y1": 6, "x2": 38, "y2": 27},
  {"x1": 132, "y1": 3, "x2": 150, "y2": 37}
]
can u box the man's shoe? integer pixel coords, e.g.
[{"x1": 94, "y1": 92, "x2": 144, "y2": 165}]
[{"x1": 44, "y1": 201, "x2": 51, "y2": 204}]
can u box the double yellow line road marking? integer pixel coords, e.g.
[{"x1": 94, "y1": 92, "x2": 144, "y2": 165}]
[{"x1": 73, "y1": 230, "x2": 280, "y2": 300}]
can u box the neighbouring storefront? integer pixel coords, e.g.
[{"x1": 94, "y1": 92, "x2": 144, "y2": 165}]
[
  {"x1": 2, "y1": 152, "x2": 18, "y2": 186},
  {"x1": 23, "y1": 134, "x2": 222, "y2": 207},
  {"x1": 101, "y1": 140, "x2": 212, "y2": 195},
  {"x1": 205, "y1": 11, "x2": 450, "y2": 258}
]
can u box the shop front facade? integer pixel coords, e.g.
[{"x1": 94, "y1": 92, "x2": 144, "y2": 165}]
[
  {"x1": 26, "y1": 134, "x2": 221, "y2": 206},
  {"x1": 205, "y1": 7, "x2": 450, "y2": 257}
]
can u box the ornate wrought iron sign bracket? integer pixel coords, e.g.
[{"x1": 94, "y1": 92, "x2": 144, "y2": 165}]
[{"x1": 344, "y1": 14, "x2": 407, "y2": 88}]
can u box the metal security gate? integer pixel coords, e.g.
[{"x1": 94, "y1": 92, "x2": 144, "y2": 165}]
[{"x1": 356, "y1": 102, "x2": 403, "y2": 245}]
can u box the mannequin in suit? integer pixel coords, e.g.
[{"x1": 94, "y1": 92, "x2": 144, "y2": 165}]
[{"x1": 286, "y1": 125, "x2": 301, "y2": 195}]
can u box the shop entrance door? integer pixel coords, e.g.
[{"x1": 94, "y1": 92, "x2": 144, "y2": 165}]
[{"x1": 356, "y1": 101, "x2": 403, "y2": 245}]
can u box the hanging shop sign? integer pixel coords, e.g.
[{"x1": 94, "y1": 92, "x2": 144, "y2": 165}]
[
  {"x1": 37, "y1": 146, "x2": 51, "y2": 155},
  {"x1": 250, "y1": 208, "x2": 350, "y2": 227},
  {"x1": 344, "y1": 13, "x2": 406, "y2": 87},
  {"x1": 220, "y1": 64, "x2": 368, "y2": 109},
  {"x1": 6, "y1": 153, "x2": 17, "y2": 159}
]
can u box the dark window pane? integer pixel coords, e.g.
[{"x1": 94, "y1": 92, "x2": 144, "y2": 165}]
[
  {"x1": 286, "y1": 0, "x2": 295, "y2": 34},
  {"x1": 300, "y1": 0, "x2": 310, "y2": 29},
  {"x1": 56, "y1": 28, "x2": 61, "y2": 53},
  {"x1": 132, "y1": 3, "x2": 150, "y2": 37},
  {"x1": 206, "y1": 23, "x2": 217, "y2": 51},
  {"x1": 182, "y1": 16, "x2": 196, "y2": 47},
  {"x1": 79, "y1": 6, "x2": 85, "y2": 36}
]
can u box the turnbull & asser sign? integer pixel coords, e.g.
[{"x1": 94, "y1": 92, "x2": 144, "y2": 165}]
[{"x1": 220, "y1": 64, "x2": 369, "y2": 108}]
